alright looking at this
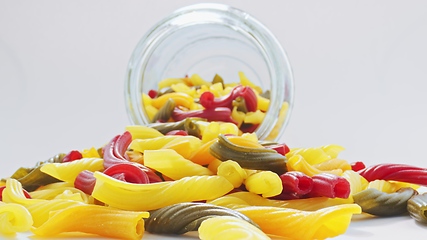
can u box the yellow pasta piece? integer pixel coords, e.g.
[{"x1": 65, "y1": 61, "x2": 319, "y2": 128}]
[
  {"x1": 129, "y1": 135, "x2": 202, "y2": 160},
  {"x1": 231, "y1": 107, "x2": 245, "y2": 127},
  {"x1": 321, "y1": 144, "x2": 346, "y2": 159},
  {"x1": 189, "y1": 138, "x2": 218, "y2": 165},
  {"x1": 171, "y1": 82, "x2": 197, "y2": 97},
  {"x1": 30, "y1": 184, "x2": 92, "y2": 204},
  {"x1": 287, "y1": 144, "x2": 345, "y2": 165},
  {"x1": 125, "y1": 125, "x2": 164, "y2": 140},
  {"x1": 243, "y1": 110, "x2": 265, "y2": 125},
  {"x1": 158, "y1": 77, "x2": 187, "y2": 89},
  {"x1": 256, "y1": 94, "x2": 270, "y2": 112},
  {"x1": 2, "y1": 179, "x2": 85, "y2": 227},
  {"x1": 219, "y1": 122, "x2": 240, "y2": 136},
  {"x1": 244, "y1": 171, "x2": 282, "y2": 198},
  {"x1": 144, "y1": 149, "x2": 213, "y2": 180},
  {"x1": 366, "y1": 180, "x2": 419, "y2": 193},
  {"x1": 217, "y1": 160, "x2": 247, "y2": 188},
  {"x1": 40, "y1": 158, "x2": 104, "y2": 184},
  {"x1": 92, "y1": 172, "x2": 234, "y2": 211},
  {"x1": 313, "y1": 158, "x2": 352, "y2": 172},
  {"x1": 151, "y1": 92, "x2": 194, "y2": 109},
  {"x1": 209, "y1": 82, "x2": 224, "y2": 97},
  {"x1": 238, "y1": 71, "x2": 262, "y2": 94},
  {"x1": 207, "y1": 159, "x2": 223, "y2": 174},
  {"x1": 201, "y1": 122, "x2": 221, "y2": 143},
  {"x1": 31, "y1": 204, "x2": 149, "y2": 240},
  {"x1": 81, "y1": 147, "x2": 101, "y2": 158},
  {"x1": 199, "y1": 216, "x2": 271, "y2": 240},
  {"x1": 189, "y1": 73, "x2": 211, "y2": 87},
  {"x1": 234, "y1": 204, "x2": 361, "y2": 240},
  {"x1": 286, "y1": 155, "x2": 342, "y2": 177},
  {"x1": 208, "y1": 191, "x2": 352, "y2": 211},
  {"x1": 0, "y1": 201, "x2": 33, "y2": 235},
  {"x1": 265, "y1": 101, "x2": 289, "y2": 141},
  {"x1": 341, "y1": 170, "x2": 369, "y2": 197}
]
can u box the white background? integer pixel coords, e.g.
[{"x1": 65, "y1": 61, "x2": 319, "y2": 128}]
[{"x1": 1, "y1": 1, "x2": 427, "y2": 239}]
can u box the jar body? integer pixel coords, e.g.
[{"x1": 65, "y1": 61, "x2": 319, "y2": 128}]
[{"x1": 125, "y1": 3, "x2": 294, "y2": 141}]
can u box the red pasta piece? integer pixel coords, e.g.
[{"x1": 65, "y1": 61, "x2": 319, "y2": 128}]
[
  {"x1": 358, "y1": 163, "x2": 427, "y2": 185},
  {"x1": 165, "y1": 130, "x2": 188, "y2": 136},
  {"x1": 74, "y1": 170, "x2": 97, "y2": 195},
  {"x1": 265, "y1": 143, "x2": 290, "y2": 156},
  {"x1": 103, "y1": 163, "x2": 150, "y2": 184},
  {"x1": 279, "y1": 171, "x2": 313, "y2": 196},
  {"x1": 305, "y1": 173, "x2": 350, "y2": 199},
  {"x1": 102, "y1": 132, "x2": 162, "y2": 183},
  {"x1": 350, "y1": 161, "x2": 366, "y2": 172},
  {"x1": 172, "y1": 107, "x2": 237, "y2": 125},
  {"x1": 62, "y1": 150, "x2": 83, "y2": 163},
  {"x1": 199, "y1": 85, "x2": 257, "y2": 112}
]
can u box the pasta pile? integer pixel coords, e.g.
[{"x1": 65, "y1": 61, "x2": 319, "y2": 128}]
[{"x1": 1, "y1": 73, "x2": 427, "y2": 239}]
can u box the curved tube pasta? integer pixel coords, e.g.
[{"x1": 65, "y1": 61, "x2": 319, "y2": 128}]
[
  {"x1": 341, "y1": 170, "x2": 369, "y2": 197},
  {"x1": 145, "y1": 202, "x2": 257, "y2": 234},
  {"x1": 29, "y1": 185, "x2": 91, "y2": 203},
  {"x1": 40, "y1": 158, "x2": 104, "y2": 184},
  {"x1": 233, "y1": 204, "x2": 361, "y2": 240},
  {"x1": 306, "y1": 173, "x2": 350, "y2": 199},
  {"x1": 125, "y1": 125, "x2": 164, "y2": 140},
  {"x1": 199, "y1": 216, "x2": 270, "y2": 240},
  {"x1": 144, "y1": 149, "x2": 213, "y2": 180},
  {"x1": 31, "y1": 204, "x2": 149, "y2": 240},
  {"x1": 208, "y1": 191, "x2": 352, "y2": 211},
  {"x1": 147, "y1": 118, "x2": 203, "y2": 138},
  {"x1": 286, "y1": 145, "x2": 345, "y2": 165},
  {"x1": 358, "y1": 163, "x2": 427, "y2": 186},
  {"x1": 279, "y1": 171, "x2": 313, "y2": 196},
  {"x1": 353, "y1": 187, "x2": 417, "y2": 216},
  {"x1": 244, "y1": 171, "x2": 283, "y2": 198},
  {"x1": 92, "y1": 172, "x2": 234, "y2": 211},
  {"x1": 151, "y1": 98, "x2": 175, "y2": 123},
  {"x1": 286, "y1": 155, "x2": 342, "y2": 177},
  {"x1": 313, "y1": 158, "x2": 351, "y2": 172},
  {"x1": 0, "y1": 202, "x2": 33, "y2": 234},
  {"x1": 217, "y1": 160, "x2": 247, "y2": 188},
  {"x1": 209, "y1": 134, "x2": 287, "y2": 174},
  {"x1": 407, "y1": 193, "x2": 427, "y2": 223}
]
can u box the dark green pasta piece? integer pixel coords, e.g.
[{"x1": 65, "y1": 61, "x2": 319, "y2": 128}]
[
  {"x1": 151, "y1": 98, "x2": 176, "y2": 123},
  {"x1": 353, "y1": 187, "x2": 417, "y2": 216},
  {"x1": 6, "y1": 153, "x2": 65, "y2": 191},
  {"x1": 147, "y1": 118, "x2": 203, "y2": 138},
  {"x1": 407, "y1": 193, "x2": 427, "y2": 223},
  {"x1": 232, "y1": 96, "x2": 248, "y2": 113},
  {"x1": 209, "y1": 134, "x2": 287, "y2": 174},
  {"x1": 260, "y1": 90, "x2": 270, "y2": 99},
  {"x1": 211, "y1": 74, "x2": 224, "y2": 88},
  {"x1": 145, "y1": 202, "x2": 258, "y2": 234}
]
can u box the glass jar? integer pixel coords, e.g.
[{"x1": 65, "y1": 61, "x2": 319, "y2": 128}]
[{"x1": 125, "y1": 3, "x2": 294, "y2": 141}]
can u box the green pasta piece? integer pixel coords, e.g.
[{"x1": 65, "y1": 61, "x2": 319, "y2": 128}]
[
  {"x1": 232, "y1": 96, "x2": 248, "y2": 113},
  {"x1": 151, "y1": 98, "x2": 176, "y2": 123},
  {"x1": 212, "y1": 74, "x2": 224, "y2": 88},
  {"x1": 148, "y1": 118, "x2": 203, "y2": 138},
  {"x1": 209, "y1": 134, "x2": 287, "y2": 174},
  {"x1": 353, "y1": 187, "x2": 417, "y2": 216},
  {"x1": 260, "y1": 90, "x2": 270, "y2": 99},
  {"x1": 407, "y1": 193, "x2": 427, "y2": 223},
  {"x1": 145, "y1": 202, "x2": 258, "y2": 234},
  {"x1": 5, "y1": 153, "x2": 65, "y2": 191},
  {"x1": 157, "y1": 86, "x2": 175, "y2": 97}
]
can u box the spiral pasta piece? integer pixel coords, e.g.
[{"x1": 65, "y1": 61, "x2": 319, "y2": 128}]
[
  {"x1": 144, "y1": 149, "x2": 213, "y2": 180},
  {"x1": 407, "y1": 193, "x2": 427, "y2": 223},
  {"x1": 145, "y1": 202, "x2": 257, "y2": 234},
  {"x1": 233, "y1": 204, "x2": 361, "y2": 240},
  {"x1": 208, "y1": 191, "x2": 352, "y2": 211},
  {"x1": 0, "y1": 201, "x2": 33, "y2": 235},
  {"x1": 129, "y1": 135, "x2": 202, "y2": 160},
  {"x1": 40, "y1": 157, "x2": 104, "y2": 184},
  {"x1": 217, "y1": 160, "x2": 247, "y2": 188},
  {"x1": 31, "y1": 204, "x2": 149, "y2": 240},
  {"x1": 286, "y1": 155, "x2": 342, "y2": 177},
  {"x1": 244, "y1": 171, "x2": 283, "y2": 198},
  {"x1": 358, "y1": 163, "x2": 427, "y2": 185},
  {"x1": 92, "y1": 172, "x2": 234, "y2": 211},
  {"x1": 199, "y1": 216, "x2": 271, "y2": 240},
  {"x1": 352, "y1": 187, "x2": 417, "y2": 216},
  {"x1": 2, "y1": 179, "x2": 85, "y2": 227},
  {"x1": 209, "y1": 134, "x2": 287, "y2": 174}
]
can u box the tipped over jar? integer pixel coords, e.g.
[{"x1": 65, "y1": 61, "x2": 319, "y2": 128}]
[{"x1": 125, "y1": 3, "x2": 294, "y2": 142}]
